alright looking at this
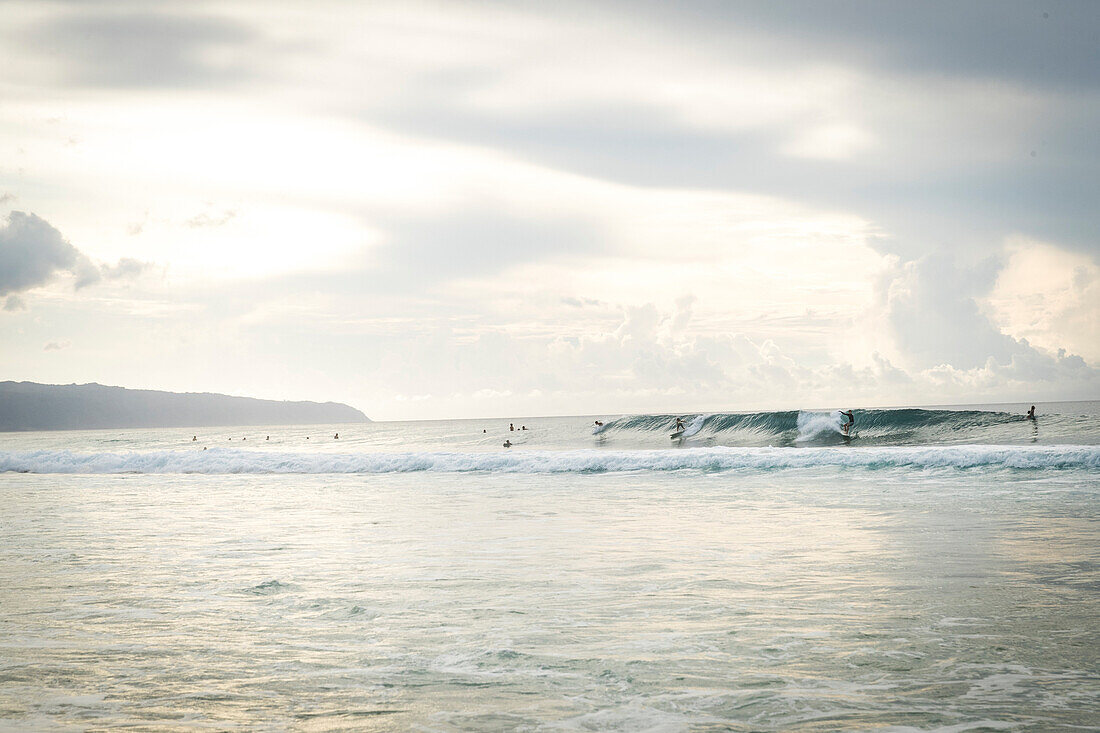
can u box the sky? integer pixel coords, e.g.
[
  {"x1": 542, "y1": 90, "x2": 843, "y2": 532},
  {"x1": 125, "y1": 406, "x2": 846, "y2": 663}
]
[{"x1": 1, "y1": 0, "x2": 1098, "y2": 420}]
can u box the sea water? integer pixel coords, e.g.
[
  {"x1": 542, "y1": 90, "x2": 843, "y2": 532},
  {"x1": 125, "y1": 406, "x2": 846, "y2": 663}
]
[{"x1": 1, "y1": 403, "x2": 1097, "y2": 730}]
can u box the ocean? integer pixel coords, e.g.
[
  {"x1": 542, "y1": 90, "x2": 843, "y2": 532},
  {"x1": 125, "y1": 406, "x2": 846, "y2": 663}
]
[{"x1": 1, "y1": 402, "x2": 1097, "y2": 730}]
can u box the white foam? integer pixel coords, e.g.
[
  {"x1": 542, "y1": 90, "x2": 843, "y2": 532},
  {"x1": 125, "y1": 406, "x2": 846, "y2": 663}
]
[
  {"x1": 796, "y1": 410, "x2": 844, "y2": 440},
  {"x1": 682, "y1": 414, "x2": 711, "y2": 438},
  {"x1": 1, "y1": 445, "x2": 1097, "y2": 474}
]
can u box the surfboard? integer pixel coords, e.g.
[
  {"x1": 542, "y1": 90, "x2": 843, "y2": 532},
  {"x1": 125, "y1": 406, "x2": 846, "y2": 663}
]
[{"x1": 670, "y1": 430, "x2": 685, "y2": 439}]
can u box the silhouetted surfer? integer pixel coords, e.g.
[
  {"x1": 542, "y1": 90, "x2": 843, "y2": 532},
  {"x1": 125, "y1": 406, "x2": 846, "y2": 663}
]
[
  {"x1": 1027, "y1": 405, "x2": 1036, "y2": 420},
  {"x1": 675, "y1": 418, "x2": 685, "y2": 431},
  {"x1": 841, "y1": 410, "x2": 855, "y2": 436}
]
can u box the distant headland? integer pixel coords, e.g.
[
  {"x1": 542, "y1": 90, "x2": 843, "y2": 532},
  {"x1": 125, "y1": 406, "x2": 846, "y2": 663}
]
[{"x1": 0, "y1": 381, "x2": 370, "y2": 431}]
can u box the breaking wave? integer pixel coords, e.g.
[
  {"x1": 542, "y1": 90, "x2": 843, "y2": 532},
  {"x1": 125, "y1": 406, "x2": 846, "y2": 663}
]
[
  {"x1": 2, "y1": 445, "x2": 1097, "y2": 475},
  {"x1": 596, "y1": 408, "x2": 1054, "y2": 445}
]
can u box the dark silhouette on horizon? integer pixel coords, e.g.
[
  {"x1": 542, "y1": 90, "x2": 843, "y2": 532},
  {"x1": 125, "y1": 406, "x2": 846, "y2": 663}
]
[{"x1": 0, "y1": 381, "x2": 370, "y2": 431}]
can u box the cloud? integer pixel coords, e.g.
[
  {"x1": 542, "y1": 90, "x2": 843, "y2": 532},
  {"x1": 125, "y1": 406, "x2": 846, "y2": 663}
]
[
  {"x1": 0, "y1": 211, "x2": 150, "y2": 302},
  {"x1": 984, "y1": 239, "x2": 1100, "y2": 363},
  {"x1": 351, "y1": 283, "x2": 1096, "y2": 418},
  {"x1": 186, "y1": 209, "x2": 237, "y2": 228},
  {"x1": 43, "y1": 340, "x2": 70, "y2": 351},
  {"x1": 1, "y1": 1, "x2": 1096, "y2": 414},
  {"x1": 100, "y1": 257, "x2": 152, "y2": 280},
  {"x1": 615, "y1": 0, "x2": 1100, "y2": 92},
  {"x1": 878, "y1": 253, "x2": 1019, "y2": 370},
  {"x1": 78, "y1": 255, "x2": 154, "y2": 288},
  {"x1": 22, "y1": 11, "x2": 257, "y2": 88},
  {"x1": 366, "y1": 208, "x2": 605, "y2": 289},
  {"x1": 357, "y1": 298, "x2": 884, "y2": 417},
  {"x1": 0, "y1": 211, "x2": 91, "y2": 296},
  {"x1": 342, "y1": 1, "x2": 1100, "y2": 257},
  {"x1": 670, "y1": 295, "x2": 696, "y2": 335},
  {"x1": 915, "y1": 348, "x2": 1098, "y2": 402},
  {"x1": 561, "y1": 296, "x2": 604, "y2": 308},
  {"x1": 73, "y1": 257, "x2": 103, "y2": 290},
  {"x1": 3, "y1": 295, "x2": 27, "y2": 312},
  {"x1": 875, "y1": 250, "x2": 1099, "y2": 391}
]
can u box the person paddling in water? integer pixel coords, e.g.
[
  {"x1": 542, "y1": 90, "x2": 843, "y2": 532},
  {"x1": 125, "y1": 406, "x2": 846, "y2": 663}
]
[{"x1": 841, "y1": 410, "x2": 855, "y2": 436}]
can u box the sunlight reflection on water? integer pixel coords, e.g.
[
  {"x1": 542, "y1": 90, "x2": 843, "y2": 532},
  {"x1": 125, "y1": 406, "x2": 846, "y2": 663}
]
[{"x1": 1, "y1": 468, "x2": 1097, "y2": 730}]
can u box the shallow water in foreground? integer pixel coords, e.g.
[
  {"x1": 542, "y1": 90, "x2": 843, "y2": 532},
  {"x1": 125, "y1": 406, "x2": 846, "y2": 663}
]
[{"x1": 1, "y1": 465, "x2": 1097, "y2": 731}]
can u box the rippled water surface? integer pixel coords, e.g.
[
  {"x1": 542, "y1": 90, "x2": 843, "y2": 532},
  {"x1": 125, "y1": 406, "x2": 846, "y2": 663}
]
[{"x1": 2, "y1": 462, "x2": 1098, "y2": 730}]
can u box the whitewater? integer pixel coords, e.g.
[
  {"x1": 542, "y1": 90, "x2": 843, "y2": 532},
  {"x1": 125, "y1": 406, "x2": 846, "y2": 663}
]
[
  {"x1": 2, "y1": 401, "x2": 1098, "y2": 730},
  {"x1": 4, "y1": 444, "x2": 1099, "y2": 474}
]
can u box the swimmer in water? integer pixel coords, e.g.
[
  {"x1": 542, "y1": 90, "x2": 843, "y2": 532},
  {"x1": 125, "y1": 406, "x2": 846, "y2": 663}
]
[{"x1": 503, "y1": 440, "x2": 512, "y2": 448}]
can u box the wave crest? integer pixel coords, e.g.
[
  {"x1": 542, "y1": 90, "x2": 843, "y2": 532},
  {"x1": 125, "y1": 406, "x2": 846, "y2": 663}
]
[{"x1": 595, "y1": 407, "x2": 1044, "y2": 445}]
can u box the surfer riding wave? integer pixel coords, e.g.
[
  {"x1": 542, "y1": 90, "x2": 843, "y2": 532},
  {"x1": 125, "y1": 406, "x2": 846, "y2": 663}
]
[{"x1": 841, "y1": 409, "x2": 855, "y2": 436}]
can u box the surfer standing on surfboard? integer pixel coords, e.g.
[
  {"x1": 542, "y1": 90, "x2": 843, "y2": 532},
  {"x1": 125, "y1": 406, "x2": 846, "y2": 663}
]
[
  {"x1": 841, "y1": 410, "x2": 855, "y2": 436},
  {"x1": 675, "y1": 417, "x2": 685, "y2": 431}
]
